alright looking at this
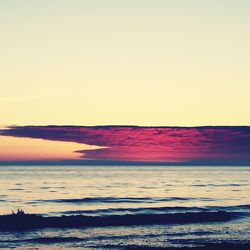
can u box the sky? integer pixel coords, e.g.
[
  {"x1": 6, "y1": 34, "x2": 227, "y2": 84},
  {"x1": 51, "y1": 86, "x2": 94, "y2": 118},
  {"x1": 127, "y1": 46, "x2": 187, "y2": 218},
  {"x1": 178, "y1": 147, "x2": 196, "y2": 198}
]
[{"x1": 1, "y1": 1, "x2": 250, "y2": 163}]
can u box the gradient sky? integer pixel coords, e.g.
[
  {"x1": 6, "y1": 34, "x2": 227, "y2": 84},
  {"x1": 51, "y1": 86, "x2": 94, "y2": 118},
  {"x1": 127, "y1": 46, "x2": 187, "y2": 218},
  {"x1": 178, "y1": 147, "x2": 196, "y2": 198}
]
[
  {"x1": 1, "y1": 0, "x2": 250, "y2": 126},
  {"x1": 0, "y1": 135, "x2": 85, "y2": 161},
  {"x1": 1, "y1": 1, "x2": 250, "y2": 163}
]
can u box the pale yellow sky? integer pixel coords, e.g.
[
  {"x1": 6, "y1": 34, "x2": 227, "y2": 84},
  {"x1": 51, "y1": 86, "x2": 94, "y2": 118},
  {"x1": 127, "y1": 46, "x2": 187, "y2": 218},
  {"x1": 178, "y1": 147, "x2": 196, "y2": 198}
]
[
  {"x1": 0, "y1": 136, "x2": 97, "y2": 161},
  {"x1": 1, "y1": 0, "x2": 250, "y2": 126}
]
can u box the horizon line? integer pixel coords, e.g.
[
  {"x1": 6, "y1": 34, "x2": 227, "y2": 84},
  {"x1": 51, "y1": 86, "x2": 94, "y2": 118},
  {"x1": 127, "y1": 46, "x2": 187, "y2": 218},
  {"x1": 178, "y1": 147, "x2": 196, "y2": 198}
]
[{"x1": 0, "y1": 160, "x2": 250, "y2": 167}]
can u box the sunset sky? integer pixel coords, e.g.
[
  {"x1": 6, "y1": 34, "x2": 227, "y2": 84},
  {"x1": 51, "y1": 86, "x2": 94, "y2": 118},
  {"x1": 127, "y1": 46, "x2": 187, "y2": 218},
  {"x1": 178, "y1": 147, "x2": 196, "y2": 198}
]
[{"x1": 1, "y1": 1, "x2": 250, "y2": 163}]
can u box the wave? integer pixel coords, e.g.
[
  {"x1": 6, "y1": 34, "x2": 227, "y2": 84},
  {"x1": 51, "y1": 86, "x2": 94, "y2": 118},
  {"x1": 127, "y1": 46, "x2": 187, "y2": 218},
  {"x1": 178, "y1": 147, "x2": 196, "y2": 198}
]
[
  {"x1": 1, "y1": 239, "x2": 250, "y2": 250},
  {"x1": 59, "y1": 204, "x2": 250, "y2": 216},
  {"x1": 0, "y1": 236, "x2": 84, "y2": 244},
  {"x1": 191, "y1": 183, "x2": 247, "y2": 187},
  {"x1": 27, "y1": 196, "x2": 214, "y2": 204},
  {"x1": 0, "y1": 210, "x2": 242, "y2": 231},
  {"x1": 234, "y1": 204, "x2": 250, "y2": 209},
  {"x1": 60, "y1": 206, "x2": 208, "y2": 216}
]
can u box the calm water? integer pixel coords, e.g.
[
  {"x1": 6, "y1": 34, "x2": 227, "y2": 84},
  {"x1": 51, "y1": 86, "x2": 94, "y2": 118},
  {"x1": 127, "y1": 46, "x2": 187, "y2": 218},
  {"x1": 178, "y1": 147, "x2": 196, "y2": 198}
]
[{"x1": 0, "y1": 165, "x2": 250, "y2": 249}]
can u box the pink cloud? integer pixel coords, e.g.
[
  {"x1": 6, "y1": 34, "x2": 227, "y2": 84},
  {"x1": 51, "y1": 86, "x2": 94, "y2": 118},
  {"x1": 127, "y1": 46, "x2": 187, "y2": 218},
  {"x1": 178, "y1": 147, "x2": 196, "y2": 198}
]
[{"x1": 1, "y1": 126, "x2": 250, "y2": 163}]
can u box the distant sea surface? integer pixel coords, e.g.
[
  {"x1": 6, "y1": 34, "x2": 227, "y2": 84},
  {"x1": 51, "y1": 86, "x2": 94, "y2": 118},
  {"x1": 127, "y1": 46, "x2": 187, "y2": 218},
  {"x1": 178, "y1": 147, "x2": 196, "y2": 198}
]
[{"x1": 0, "y1": 165, "x2": 250, "y2": 249}]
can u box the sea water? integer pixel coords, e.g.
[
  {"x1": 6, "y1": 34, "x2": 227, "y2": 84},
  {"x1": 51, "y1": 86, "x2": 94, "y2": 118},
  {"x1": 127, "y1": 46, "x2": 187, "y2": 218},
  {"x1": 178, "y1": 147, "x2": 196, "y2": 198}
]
[{"x1": 0, "y1": 165, "x2": 249, "y2": 249}]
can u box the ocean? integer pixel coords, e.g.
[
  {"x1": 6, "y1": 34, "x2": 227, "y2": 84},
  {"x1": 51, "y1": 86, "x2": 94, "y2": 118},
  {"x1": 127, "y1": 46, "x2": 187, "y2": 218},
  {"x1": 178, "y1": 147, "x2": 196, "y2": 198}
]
[{"x1": 0, "y1": 165, "x2": 249, "y2": 249}]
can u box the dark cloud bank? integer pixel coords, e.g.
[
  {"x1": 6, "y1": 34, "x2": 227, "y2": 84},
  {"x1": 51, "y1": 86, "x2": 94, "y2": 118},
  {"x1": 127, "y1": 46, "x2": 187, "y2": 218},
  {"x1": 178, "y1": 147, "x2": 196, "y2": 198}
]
[{"x1": 1, "y1": 125, "x2": 250, "y2": 165}]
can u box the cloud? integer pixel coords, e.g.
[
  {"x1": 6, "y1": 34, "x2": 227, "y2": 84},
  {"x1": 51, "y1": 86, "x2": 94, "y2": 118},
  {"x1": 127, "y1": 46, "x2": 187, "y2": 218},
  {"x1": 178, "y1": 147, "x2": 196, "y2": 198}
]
[{"x1": 1, "y1": 125, "x2": 250, "y2": 163}]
